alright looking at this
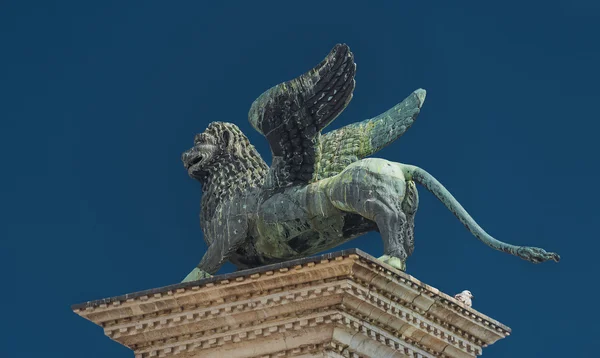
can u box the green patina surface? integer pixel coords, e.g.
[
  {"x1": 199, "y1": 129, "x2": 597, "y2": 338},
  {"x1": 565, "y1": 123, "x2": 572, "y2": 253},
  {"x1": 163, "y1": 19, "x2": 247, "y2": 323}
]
[
  {"x1": 314, "y1": 89, "x2": 424, "y2": 181},
  {"x1": 180, "y1": 44, "x2": 559, "y2": 283}
]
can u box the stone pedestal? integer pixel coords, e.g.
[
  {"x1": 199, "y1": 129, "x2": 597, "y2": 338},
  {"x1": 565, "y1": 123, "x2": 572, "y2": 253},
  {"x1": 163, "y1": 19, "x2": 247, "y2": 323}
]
[{"x1": 72, "y1": 249, "x2": 510, "y2": 357}]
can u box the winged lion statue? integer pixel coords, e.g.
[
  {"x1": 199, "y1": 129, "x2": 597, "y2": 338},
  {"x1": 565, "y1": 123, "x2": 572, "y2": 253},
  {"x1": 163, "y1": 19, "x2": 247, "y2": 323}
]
[{"x1": 180, "y1": 44, "x2": 559, "y2": 282}]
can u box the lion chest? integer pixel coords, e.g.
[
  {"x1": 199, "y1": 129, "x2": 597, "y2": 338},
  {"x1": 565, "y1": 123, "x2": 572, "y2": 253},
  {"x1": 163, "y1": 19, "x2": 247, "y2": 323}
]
[{"x1": 200, "y1": 193, "x2": 256, "y2": 247}]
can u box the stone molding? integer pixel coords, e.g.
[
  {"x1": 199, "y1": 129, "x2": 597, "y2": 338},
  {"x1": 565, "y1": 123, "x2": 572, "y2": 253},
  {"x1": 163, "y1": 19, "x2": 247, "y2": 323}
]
[{"x1": 73, "y1": 249, "x2": 510, "y2": 357}]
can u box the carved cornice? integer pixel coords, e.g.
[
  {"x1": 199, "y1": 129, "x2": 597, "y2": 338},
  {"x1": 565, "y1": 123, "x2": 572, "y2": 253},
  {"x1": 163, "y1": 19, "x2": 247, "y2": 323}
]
[{"x1": 73, "y1": 249, "x2": 510, "y2": 358}]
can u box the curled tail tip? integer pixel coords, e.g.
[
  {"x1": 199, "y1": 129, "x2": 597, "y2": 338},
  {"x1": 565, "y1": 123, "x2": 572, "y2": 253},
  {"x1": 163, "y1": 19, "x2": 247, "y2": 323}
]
[{"x1": 517, "y1": 246, "x2": 561, "y2": 264}]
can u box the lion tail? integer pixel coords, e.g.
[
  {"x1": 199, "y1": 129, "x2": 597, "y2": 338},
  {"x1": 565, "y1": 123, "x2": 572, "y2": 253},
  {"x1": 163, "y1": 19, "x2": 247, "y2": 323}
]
[{"x1": 402, "y1": 164, "x2": 560, "y2": 264}]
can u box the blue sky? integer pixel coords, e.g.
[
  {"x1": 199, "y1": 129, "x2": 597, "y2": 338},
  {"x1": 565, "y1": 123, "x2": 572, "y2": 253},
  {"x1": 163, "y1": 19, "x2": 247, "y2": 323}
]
[{"x1": 1, "y1": 1, "x2": 598, "y2": 356}]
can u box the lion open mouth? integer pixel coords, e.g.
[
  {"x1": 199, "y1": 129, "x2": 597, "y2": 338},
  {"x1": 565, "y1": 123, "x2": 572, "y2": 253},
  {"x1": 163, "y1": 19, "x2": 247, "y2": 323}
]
[{"x1": 185, "y1": 154, "x2": 203, "y2": 171}]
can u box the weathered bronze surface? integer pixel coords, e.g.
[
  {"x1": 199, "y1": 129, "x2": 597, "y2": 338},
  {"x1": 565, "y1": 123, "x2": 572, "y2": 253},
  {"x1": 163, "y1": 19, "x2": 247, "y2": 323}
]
[{"x1": 180, "y1": 44, "x2": 559, "y2": 282}]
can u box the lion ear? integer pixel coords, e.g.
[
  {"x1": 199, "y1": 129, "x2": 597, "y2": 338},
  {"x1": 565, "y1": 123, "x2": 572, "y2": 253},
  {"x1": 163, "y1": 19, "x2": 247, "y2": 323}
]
[{"x1": 222, "y1": 130, "x2": 231, "y2": 148}]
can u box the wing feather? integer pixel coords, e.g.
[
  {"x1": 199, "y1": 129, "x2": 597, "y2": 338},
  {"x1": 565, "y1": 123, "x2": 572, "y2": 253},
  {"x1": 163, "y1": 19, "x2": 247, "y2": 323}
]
[
  {"x1": 249, "y1": 44, "x2": 356, "y2": 188},
  {"x1": 315, "y1": 89, "x2": 426, "y2": 180}
]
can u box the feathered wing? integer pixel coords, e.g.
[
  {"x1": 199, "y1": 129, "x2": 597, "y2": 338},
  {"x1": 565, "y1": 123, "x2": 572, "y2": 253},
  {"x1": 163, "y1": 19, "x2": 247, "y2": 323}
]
[
  {"x1": 248, "y1": 43, "x2": 356, "y2": 189},
  {"x1": 315, "y1": 88, "x2": 427, "y2": 181}
]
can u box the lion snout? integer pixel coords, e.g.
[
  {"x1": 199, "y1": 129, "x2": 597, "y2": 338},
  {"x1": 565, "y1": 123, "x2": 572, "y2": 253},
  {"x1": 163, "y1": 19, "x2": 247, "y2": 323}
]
[
  {"x1": 181, "y1": 148, "x2": 203, "y2": 168},
  {"x1": 181, "y1": 149, "x2": 194, "y2": 167}
]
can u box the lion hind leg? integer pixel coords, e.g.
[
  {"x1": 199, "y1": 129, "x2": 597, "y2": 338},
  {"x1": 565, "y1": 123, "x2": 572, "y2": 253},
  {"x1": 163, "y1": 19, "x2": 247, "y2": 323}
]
[
  {"x1": 402, "y1": 180, "x2": 419, "y2": 256},
  {"x1": 324, "y1": 163, "x2": 411, "y2": 271},
  {"x1": 367, "y1": 203, "x2": 410, "y2": 272}
]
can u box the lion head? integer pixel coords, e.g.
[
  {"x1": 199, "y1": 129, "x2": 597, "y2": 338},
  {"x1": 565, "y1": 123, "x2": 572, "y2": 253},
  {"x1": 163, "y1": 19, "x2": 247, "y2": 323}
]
[{"x1": 181, "y1": 122, "x2": 268, "y2": 186}]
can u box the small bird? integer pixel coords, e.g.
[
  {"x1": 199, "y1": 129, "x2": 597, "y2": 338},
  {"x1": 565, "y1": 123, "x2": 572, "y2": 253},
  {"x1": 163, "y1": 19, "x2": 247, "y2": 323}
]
[{"x1": 454, "y1": 290, "x2": 474, "y2": 307}]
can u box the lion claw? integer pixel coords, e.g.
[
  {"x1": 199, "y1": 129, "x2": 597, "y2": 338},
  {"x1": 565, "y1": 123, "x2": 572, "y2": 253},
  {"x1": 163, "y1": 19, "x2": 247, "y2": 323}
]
[
  {"x1": 378, "y1": 255, "x2": 407, "y2": 271},
  {"x1": 182, "y1": 268, "x2": 213, "y2": 283}
]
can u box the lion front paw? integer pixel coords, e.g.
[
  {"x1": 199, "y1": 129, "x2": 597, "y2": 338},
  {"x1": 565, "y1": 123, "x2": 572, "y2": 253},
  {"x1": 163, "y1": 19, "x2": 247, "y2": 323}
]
[
  {"x1": 182, "y1": 268, "x2": 213, "y2": 283},
  {"x1": 516, "y1": 246, "x2": 561, "y2": 264},
  {"x1": 378, "y1": 255, "x2": 407, "y2": 271}
]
